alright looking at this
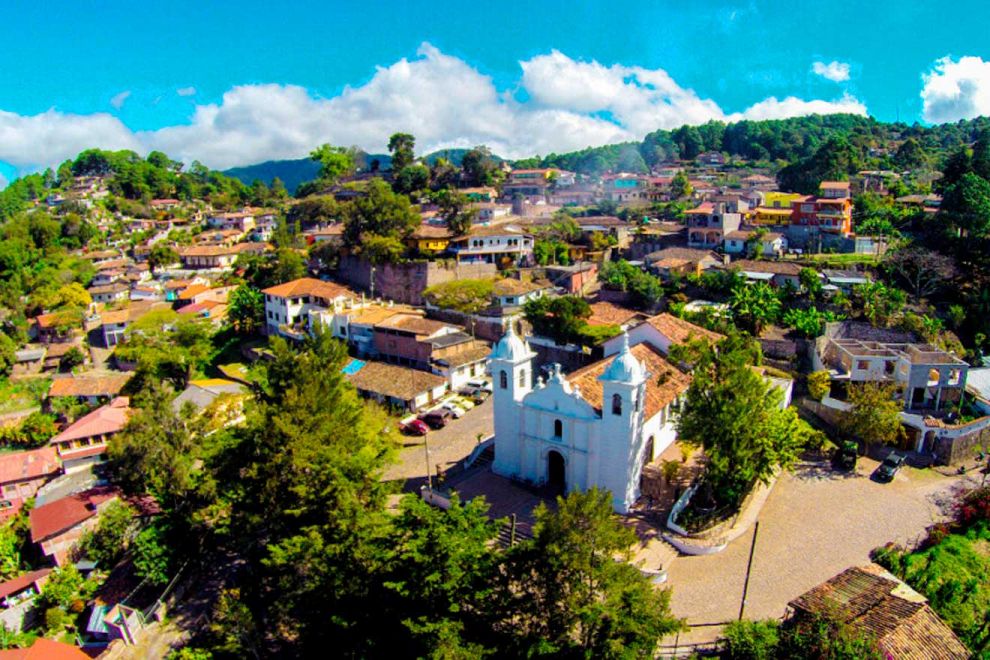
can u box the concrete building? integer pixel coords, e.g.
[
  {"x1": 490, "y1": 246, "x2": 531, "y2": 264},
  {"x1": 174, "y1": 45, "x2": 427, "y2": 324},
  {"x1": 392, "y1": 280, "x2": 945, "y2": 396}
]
[{"x1": 490, "y1": 326, "x2": 690, "y2": 513}]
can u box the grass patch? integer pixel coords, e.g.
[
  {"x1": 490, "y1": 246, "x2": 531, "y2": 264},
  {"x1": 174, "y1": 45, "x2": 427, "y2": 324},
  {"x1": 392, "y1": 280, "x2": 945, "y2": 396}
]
[
  {"x1": 794, "y1": 253, "x2": 881, "y2": 267},
  {"x1": 0, "y1": 377, "x2": 51, "y2": 415}
]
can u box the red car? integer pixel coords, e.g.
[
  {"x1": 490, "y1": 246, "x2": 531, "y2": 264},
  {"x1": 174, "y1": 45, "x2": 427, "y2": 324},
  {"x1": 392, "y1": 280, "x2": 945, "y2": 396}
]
[
  {"x1": 401, "y1": 419, "x2": 430, "y2": 436},
  {"x1": 418, "y1": 409, "x2": 452, "y2": 429}
]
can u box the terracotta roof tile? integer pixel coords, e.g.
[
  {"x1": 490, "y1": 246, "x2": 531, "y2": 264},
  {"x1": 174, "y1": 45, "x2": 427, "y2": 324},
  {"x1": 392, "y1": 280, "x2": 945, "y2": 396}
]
[
  {"x1": 644, "y1": 313, "x2": 724, "y2": 345},
  {"x1": 0, "y1": 447, "x2": 60, "y2": 485},
  {"x1": 51, "y1": 397, "x2": 130, "y2": 444},
  {"x1": 567, "y1": 343, "x2": 690, "y2": 419},
  {"x1": 29, "y1": 486, "x2": 118, "y2": 543},
  {"x1": 48, "y1": 373, "x2": 131, "y2": 399},
  {"x1": 347, "y1": 361, "x2": 447, "y2": 401},
  {"x1": 261, "y1": 277, "x2": 352, "y2": 300},
  {"x1": 789, "y1": 564, "x2": 969, "y2": 659},
  {"x1": 587, "y1": 302, "x2": 646, "y2": 327},
  {"x1": 374, "y1": 313, "x2": 450, "y2": 336},
  {"x1": 0, "y1": 637, "x2": 92, "y2": 659}
]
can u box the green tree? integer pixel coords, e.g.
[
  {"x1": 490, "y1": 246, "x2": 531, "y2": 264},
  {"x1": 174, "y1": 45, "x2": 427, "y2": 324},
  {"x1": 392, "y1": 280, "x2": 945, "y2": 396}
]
[
  {"x1": 436, "y1": 188, "x2": 477, "y2": 236},
  {"x1": 271, "y1": 248, "x2": 305, "y2": 285},
  {"x1": 393, "y1": 164, "x2": 431, "y2": 195},
  {"x1": 677, "y1": 336, "x2": 810, "y2": 507},
  {"x1": 342, "y1": 178, "x2": 420, "y2": 250},
  {"x1": 782, "y1": 307, "x2": 842, "y2": 338},
  {"x1": 669, "y1": 170, "x2": 693, "y2": 199},
  {"x1": 37, "y1": 564, "x2": 85, "y2": 612},
  {"x1": 387, "y1": 133, "x2": 416, "y2": 173},
  {"x1": 115, "y1": 309, "x2": 213, "y2": 389},
  {"x1": 894, "y1": 138, "x2": 929, "y2": 171},
  {"x1": 309, "y1": 144, "x2": 356, "y2": 185},
  {"x1": 940, "y1": 172, "x2": 990, "y2": 238},
  {"x1": 799, "y1": 267, "x2": 823, "y2": 299},
  {"x1": 0, "y1": 333, "x2": 15, "y2": 378},
  {"x1": 0, "y1": 525, "x2": 23, "y2": 580},
  {"x1": 133, "y1": 520, "x2": 176, "y2": 586},
  {"x1": 497, "y1": 489, "x2": 684, "y2": 656},
  {"x1": 852, "y1": 282, "x2": 907, "y2": 328},
  {"x1": 108, "y1": 383, "x2": 200, "y2": 512},
  {"x1": 461, "y1": 146, "x2": 501, "y2": 187},
  {"x1": 840, "y1": 382, "x2": 904, "y2": 449},
  {"x1": 227, "y1": 285, "x2": 264, "y2": 335},
  {"x1": 81, "y1": 500, "x2": 137, "y2": 567},
  {"x1": 730, "y1": 282, "x2": 781, "y2": 335},
  {"x1": 381, "y1": 495, "x2": 500, "y2": 656},
  {"x1": 220, "y1": 332, "x2": 396, "y2": 653},
  {"x1": 524, "y1": 295, "x2": 592, "y2": 345},
  {"x1": 14, "y1": 412, "x2": 57, "y2": 447},
  {"x1": 147, "y1": 243, "x2": 179, "y2": 274}
]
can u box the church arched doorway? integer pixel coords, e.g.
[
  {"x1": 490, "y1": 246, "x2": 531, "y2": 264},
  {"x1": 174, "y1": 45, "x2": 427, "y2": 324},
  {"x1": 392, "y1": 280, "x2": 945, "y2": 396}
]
[{"x1": 547, "y1": 450, "x2": 566, "y2": 495}]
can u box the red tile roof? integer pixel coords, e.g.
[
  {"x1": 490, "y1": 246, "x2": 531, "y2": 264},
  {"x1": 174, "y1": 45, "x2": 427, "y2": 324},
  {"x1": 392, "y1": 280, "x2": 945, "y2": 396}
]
[
  {"x1": 567, "y1": 343, "x2": 691, "y2": 420},
  {"x1": 644, "y1": 313, "x2": 724, "y2": 346},
  {"x1": 0, "y1": 568, "x2": 52, "y2": 600},
  {"x1": 48, "y1": 373, "x2": 131, "y2": 399},
  {"x1": 0, "y1": 447, "x2": 60, "y2": 485},
  {"x1": 261, "y1": 277, "x2": 352, "y2": 300},
  {"x1": 0, "y1": 637, "x2": 92, "y2": 659},
  {"x1": 29, "y1": 486, "x2": 118, "y2": 543},
  {"x1": 51, "y1": 397, "x2": 130, "y2": 444}
]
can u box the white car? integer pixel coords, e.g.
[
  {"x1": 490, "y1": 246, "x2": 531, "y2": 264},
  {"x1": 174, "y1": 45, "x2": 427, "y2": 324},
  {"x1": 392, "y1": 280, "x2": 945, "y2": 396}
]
[
  {"x1": 441, "y1": 402, "x2": 466, "y2": 418},
  {"x1": 465, "y1": 378, "x2": 493, "y2": 393}
]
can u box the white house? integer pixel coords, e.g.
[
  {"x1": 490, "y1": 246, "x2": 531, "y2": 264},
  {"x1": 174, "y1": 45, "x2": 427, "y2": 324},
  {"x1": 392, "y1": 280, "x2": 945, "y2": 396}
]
[
  {"x1": 448, "y1": 226, "x2": 534, "y2": 267},
  {"x1": 490, "y1": 327, "x2": 690, "y2": 513},
  {"x1": 723, "y1": 230, "x2": 787, "y2": 257},
  {"x1": 602, "y1": 313, "x2": 724, "y2": 359},
  {"x1": 262, "y1": 277, "x2": 356, "y2": 337}
]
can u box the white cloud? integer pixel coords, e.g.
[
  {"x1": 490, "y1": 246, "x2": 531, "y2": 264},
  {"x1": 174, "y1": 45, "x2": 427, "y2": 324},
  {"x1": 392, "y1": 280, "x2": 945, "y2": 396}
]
[
  {"x1": 0, "y1": 43, "x2": 869, "y2": 171},
  {"x1": 110, "y1": 90, "x2": 131, "y2": 109},
  {"x1": 0, "y1": 108, "x2": 140, "y2": 170},
  {"x1": 812, "y1": 60, "x2": 851, "y2": 83},
  {"x1": 177, "y1": 87, "x2": 196, "y2": 97},
  {"x1": 921, "y1": 56, "x2": 990, "y2": 123},
  {"x1": 732, "y1": 93, "x2": 866, "y2": 121}
]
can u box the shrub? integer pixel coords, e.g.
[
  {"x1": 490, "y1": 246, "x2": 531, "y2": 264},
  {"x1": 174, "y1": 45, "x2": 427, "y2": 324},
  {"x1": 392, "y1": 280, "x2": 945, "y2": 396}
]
[
  {"x1": 723, "y1": 619, "x2": 780, "y2": 660},
  {"x1": 807, "y1": 370, "x2": 831, "y2": 401}
]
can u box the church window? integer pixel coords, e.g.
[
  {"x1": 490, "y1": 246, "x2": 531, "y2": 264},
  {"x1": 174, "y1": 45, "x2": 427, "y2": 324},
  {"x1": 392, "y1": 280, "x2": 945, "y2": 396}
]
[
  {"x1": 554, "y1": 419, "x2": 562, "y2": 438},
  {"x1": 519, "y1": 369, "x2": 526, "y2": 388},
  {"x1": 612, "y1": 393, "x2": 622, "y2": 416},
  {"x1": 500, "y1": 370, "x2": 507, "y2": 390}
]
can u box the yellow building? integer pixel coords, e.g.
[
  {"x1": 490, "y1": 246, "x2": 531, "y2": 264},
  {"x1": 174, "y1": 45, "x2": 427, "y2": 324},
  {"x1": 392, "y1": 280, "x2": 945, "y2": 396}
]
[{"x1": 753, "y1": 192, "x2": 803, "y2": 225}]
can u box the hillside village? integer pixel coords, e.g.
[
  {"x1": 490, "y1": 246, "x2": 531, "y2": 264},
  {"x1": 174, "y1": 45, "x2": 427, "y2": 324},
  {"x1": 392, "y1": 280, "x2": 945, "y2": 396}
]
[{"x1": 0, "y1": 114, "x2": 989, "y2": 657}]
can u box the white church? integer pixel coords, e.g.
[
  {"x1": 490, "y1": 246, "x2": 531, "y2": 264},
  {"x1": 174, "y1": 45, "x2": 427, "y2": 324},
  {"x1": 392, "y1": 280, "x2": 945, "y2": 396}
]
[{"x1": 489, "y1": 319, "x2": 697, "y2": 513}]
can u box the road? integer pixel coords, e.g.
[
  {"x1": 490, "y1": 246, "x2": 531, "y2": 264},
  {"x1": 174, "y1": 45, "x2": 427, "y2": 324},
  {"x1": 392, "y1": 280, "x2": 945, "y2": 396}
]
[
  {"x1": 663, "y1": 456, "x2": 978, "y2": 645},
  {"x1": 384, "y1": 400, "x2": 494, "y2": 488}
]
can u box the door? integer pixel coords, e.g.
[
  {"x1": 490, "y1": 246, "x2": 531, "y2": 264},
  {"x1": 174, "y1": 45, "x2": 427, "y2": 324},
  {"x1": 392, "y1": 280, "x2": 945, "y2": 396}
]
[{"x1": 547, "y1": 450, "x2": 566, "y2": 496}]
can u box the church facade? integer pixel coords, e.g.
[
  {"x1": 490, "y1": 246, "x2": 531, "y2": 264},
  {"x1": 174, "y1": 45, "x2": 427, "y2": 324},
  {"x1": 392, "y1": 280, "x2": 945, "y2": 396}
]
[{"x1": 489, "y1": 325, "x2": 691, "y2": 513}]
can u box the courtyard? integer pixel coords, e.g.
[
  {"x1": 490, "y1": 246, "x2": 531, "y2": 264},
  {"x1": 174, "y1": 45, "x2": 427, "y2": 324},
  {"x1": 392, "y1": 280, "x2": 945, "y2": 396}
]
[{"x1": 663, "y1": 456, "x2": 979, "y2": 646}]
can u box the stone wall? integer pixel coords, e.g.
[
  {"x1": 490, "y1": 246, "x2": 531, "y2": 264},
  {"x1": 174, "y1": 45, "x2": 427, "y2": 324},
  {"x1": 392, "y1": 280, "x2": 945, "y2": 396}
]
[
  {"x1": 935, "y1": 422, "x2": 990, "y2": 465},
  {"x1": 337, "y1": 256, "x2": 497, "y2": 305},
  {"x1": 425, "y1": 308, "x2": 511, "y2": 343}
]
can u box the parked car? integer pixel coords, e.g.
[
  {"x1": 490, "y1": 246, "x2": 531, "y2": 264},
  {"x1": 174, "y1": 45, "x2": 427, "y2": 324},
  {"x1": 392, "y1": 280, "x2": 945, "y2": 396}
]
[
  {"x1": 459, "y1": 386, "x2": 490, "y2": 404},
  {"x1": 419, "y1": 409, "x2": 452, "y2": 429},
  {"x1": 873, "y1": 452, "x2": 906, "y2": 482},
  {"x1": 400, "y1": 419, "x2": 430, "y2": 436},
  {"x1": 441, "y1": 402, "x2": 466, "y2": 418},
  {"x1": 454, "y1": 397, "x2": 475, "y2": 411},
  {"x1": 834, "y1": 441, "x2": 858, "y2": 471},
  {"x1": 465, "y1": 378, "x2": 493, "y2": 394}
]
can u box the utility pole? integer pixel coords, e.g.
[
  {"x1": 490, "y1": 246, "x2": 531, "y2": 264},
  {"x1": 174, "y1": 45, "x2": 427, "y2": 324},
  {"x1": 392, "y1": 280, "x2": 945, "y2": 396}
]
[
  {"x1": 424, "y1": 431, "x2": 433, "y2": 492},
  {"x1": 738, "y1": 521, "x2": 760, "y2": 621}
]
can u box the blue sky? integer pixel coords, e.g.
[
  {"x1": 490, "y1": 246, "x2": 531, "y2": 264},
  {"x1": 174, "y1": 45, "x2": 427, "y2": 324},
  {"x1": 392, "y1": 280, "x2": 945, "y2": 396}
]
[{"x1": 1, "y1": 0, "x2": 989, "y2": 182}]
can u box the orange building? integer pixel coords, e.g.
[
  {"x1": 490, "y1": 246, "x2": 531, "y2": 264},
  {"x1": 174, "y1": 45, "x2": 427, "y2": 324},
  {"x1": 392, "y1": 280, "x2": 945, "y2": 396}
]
[{"x1": 790, "y1": 181, "x2": 853, "y2": 235}]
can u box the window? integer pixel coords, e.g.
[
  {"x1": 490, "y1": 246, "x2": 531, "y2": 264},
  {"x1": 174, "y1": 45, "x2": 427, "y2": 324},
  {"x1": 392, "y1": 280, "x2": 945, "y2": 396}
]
[
  {"x1": 612, "y1": 393, "x2": 622, "y2": 416},
  {"x1": 518, "y1": 369, "x2": 527, "y2": 388},
  {"x1": 500, "y1": 371, "x2": 507, "y2": 390},
  {"x1": 554, "y1": 419, "x2": 562, "y2": 438},
  {"x1": 856, "y1": 360, "x2": 870, "y2": 371}
]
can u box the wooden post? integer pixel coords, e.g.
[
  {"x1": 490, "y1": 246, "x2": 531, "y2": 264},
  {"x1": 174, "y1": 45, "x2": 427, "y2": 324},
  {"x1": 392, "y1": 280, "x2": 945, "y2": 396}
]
[{"x1": 738, "y1": 521, "x2": 760, "y2": 621}]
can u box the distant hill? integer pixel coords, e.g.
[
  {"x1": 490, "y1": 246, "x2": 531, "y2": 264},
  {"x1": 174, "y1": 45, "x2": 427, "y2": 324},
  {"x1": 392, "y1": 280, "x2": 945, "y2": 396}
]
[
  {"x1": 224, "y1": 148, "x2": 506, "y2": 193},
  {"x1": 223, "y1": 159, "x2": 321, "y2": 194},
  {"x1": 223, "y1": 151, "x2": 393, "y2": 193}
]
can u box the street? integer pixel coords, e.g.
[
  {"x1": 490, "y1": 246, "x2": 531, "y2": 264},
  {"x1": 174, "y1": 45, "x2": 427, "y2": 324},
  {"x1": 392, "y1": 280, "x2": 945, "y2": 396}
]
[{"x1": 384, "y1": 400, "x2": 494, "y2": 488}]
